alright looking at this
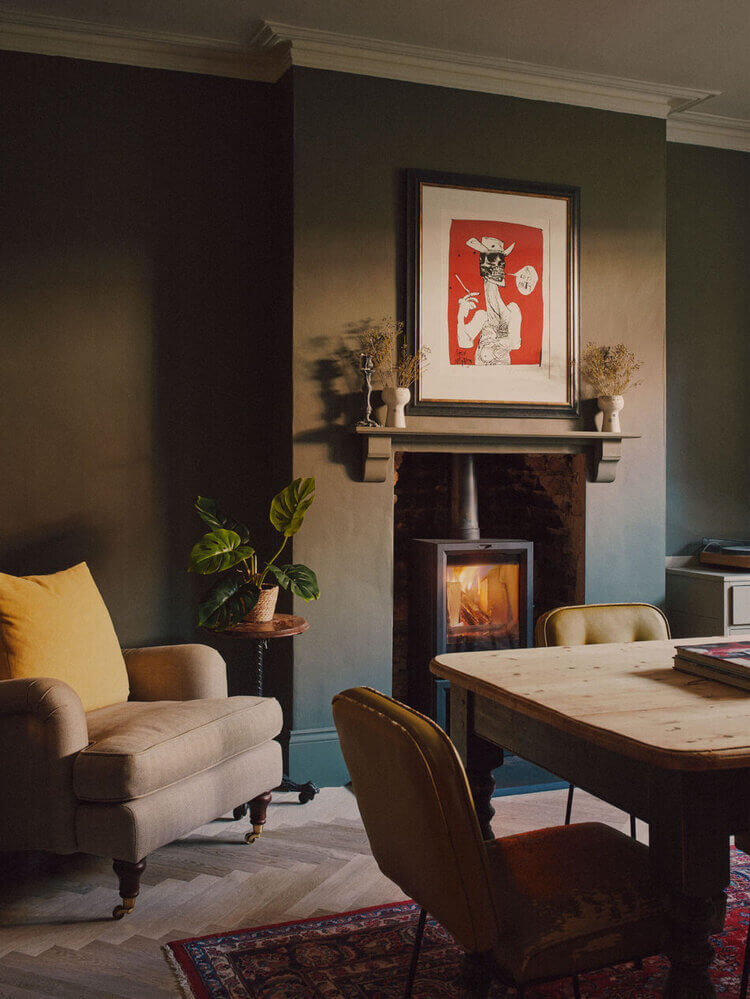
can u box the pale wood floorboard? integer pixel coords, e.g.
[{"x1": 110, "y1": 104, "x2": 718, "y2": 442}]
[{"x1": 0, "y1": 786, "x2": 638, "y2": 996}]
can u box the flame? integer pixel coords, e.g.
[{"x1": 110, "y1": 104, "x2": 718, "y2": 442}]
[
  {"x1": 445, "y1": 561, "x2": 520, "y2": 631},
  {"x1": 451, "y1": 564, "x2": 483, "y2": 592}
]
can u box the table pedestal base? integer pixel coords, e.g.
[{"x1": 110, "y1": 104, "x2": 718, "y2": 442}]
[{"x1": 224, "y1": 616, "x2": 319, "y2": 806}]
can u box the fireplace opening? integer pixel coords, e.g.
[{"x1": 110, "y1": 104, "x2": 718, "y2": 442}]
[{"x1": 393, "y1": 451, "x2": 586, "y2": 706}]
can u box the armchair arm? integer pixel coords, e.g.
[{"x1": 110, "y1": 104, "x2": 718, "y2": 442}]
[
  {"x1": 123, "y1": 644, "x2": 228, "y2": 701},
  {"x1": 0, "y1": 677, "x2": 89, "y2": 853}
]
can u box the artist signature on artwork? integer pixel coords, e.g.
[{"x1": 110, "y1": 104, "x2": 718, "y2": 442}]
[{"x1": 454, "y1": 350, "x2": 474, "y2": 365}]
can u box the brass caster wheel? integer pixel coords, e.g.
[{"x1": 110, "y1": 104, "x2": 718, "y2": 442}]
[
  {"x1": 244, "y1": 825, "x2": 263, "y2": 844},
  {"x1": 112, "y1": 898, "x2": 135, "y2": 920}
]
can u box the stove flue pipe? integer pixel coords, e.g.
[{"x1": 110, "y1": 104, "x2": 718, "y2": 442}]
[{"x1": 450, "y1": 454, "x2": 480, "y2": 541}]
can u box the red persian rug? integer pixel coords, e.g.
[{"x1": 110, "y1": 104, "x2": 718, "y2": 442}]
[{"x1": 164, "y1": 849, "x2": 750, "y2": 998}]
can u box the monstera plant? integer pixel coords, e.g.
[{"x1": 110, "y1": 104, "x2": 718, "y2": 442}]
[{"x1": 189, "y1": 477, "x2": 320, "y2": 630}]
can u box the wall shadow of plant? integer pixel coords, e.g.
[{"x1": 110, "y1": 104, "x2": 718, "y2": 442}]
[{"x1": 295, "y1": 319, "x2": 385, "y2": 480}]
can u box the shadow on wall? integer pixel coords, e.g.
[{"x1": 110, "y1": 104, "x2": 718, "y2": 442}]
[
  {"x1": 0, "y1": 520, "x2": 104, "y2": 578},
  {"x1": 294, "y1": 321, "x2": 385, "y2": 480}
]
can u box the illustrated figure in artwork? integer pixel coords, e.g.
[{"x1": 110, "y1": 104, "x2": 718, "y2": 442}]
[{"x1": 457, "y1": 236, "x2": 537, "y2": 366}]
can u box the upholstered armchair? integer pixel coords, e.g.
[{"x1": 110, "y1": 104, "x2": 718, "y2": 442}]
[{"x1": 0, "y1": 642, "x2": 283, "y2": 918}]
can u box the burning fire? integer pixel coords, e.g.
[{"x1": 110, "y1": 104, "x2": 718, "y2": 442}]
[{"x1": 446, "y1": 563, "x2": 519, "y2": 631}]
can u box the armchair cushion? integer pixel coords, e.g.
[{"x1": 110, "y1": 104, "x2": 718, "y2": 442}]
[
  {"x1": 0, "y1": 562, "x2": 129, "y2": 711},
  {"x1": 74, "y1": 695, "x2": 283, "y2": 802}
]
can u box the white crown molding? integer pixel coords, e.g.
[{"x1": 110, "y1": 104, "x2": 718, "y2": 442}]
[
  {"x1": 0, "y1": 7, "x2": 290, "y2": 81},
  {"x1": 2, "y1": 11, "x2": 749, "y2": 151},
  {"x1": 266, "y1": 20, "x2": 718, "y2": 120},
  {"x1": 667, "y1": 110, "x2": 750, "y2": 153}
]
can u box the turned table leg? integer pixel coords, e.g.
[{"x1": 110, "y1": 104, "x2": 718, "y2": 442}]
[
  {"x1": 650, "y1": 773, "x2": 730, "y2": 999},
  {"x1": 663, "y1": 892, "x2": 726, "y2": 998},
  {"x1": 449, "y1": 687, "x2": 503, "y2": 841}
]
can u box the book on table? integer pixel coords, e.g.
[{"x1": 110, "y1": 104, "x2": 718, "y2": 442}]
[{"x1": 673, "y1": 641, "x2": 750, "y2": 691}]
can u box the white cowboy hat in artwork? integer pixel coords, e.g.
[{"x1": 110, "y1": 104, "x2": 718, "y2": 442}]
[{"x1": 466, "y1": 236, "x2": 516, "y2": 255}]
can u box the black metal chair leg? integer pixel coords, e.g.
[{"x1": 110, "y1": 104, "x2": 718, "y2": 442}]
[
  {"x1": 404, "y1": 906, "x2": 427, "y2": 999},
  {"x1": 565, "y1": 783, "x2": 575, "y2": 825},
  {"x1": 740, "y1": 919, "x2": 750, "y2": 999},
  {"x1": 572, "y1": 973, "x2": 581, "y2": 999}
]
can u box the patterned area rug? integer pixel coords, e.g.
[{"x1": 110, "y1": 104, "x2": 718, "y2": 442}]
[{"x1": 165, "y1": 849, "x2": 750, "y2": 998}]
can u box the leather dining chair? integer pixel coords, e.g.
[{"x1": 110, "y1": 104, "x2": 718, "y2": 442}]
[
  {"x1": 534, "y1": 602, "x2": 670, "y2": 833},
  {"x1": 332, "y1": 686, "x2": 669, "y2": 999}
]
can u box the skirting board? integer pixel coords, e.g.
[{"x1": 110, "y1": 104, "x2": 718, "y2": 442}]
[
  {"x1": 288, "y1": 726, "x2": 349, "y2": 787},
  {"x1": 288, "y1": 726, "x2": 566, "y2": 793}
]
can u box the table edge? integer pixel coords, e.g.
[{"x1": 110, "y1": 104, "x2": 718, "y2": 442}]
[{"x1": 430, "y1": 656, "x2": 750, "y2": 771}]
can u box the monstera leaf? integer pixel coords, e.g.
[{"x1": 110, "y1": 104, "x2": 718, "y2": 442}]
[
  {"x1": 189, "y1": 529, "x2": 255, "y2": 575},
  {"x1": 269, "y1": 478, "x2": 316, "y2": 537},
  {"x1": 198, "y1": 575, "x2": 260, "y2": 629},
  {"x1": 194, "y1": 497, "x2": 251, "y2": 544},
  {"x1": 266, "y1": 563, "x2": 320, "y2": 601}
]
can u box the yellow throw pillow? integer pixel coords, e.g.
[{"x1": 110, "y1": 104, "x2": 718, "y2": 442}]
[{"x1": 0, "y1": 562, "x2": 129, "y2": 711}]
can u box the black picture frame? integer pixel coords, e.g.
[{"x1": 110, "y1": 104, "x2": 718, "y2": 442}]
[{"x1": 407, "y1": 168, "x2": 580, "y2": 419}]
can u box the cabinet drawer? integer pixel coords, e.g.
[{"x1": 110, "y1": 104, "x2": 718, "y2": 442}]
[{"x1": 731, "y1": 585, "x2": 750, "y2": 625}]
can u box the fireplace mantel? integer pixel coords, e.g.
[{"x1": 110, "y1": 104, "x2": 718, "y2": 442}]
[{"x1": 355, "y1": 426, "x2": 640, "y2": 484}]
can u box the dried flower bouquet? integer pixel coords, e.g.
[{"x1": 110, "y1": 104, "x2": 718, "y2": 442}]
[
  {"x1": 359, "y1": 317, "x2": 430, "y2": 389},
  {"x1": 581, "y1": 342, "x2": 642, "y2": 397}
]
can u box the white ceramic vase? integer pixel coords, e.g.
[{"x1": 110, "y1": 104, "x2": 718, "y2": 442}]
[
  {"x1": 598, "y1": 395, "x2": 625, "y2": 433},
  {"x1": 382, "y1": 386, "x2": 411, "y2": 428}
]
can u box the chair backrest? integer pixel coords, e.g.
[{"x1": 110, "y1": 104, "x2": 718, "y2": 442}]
[
  {"x1": 332, "y1": 687, "x2": 499, "y2": 954},
  {"x1": 534, "y1": 602, "x2": 670, "y2": 648}
]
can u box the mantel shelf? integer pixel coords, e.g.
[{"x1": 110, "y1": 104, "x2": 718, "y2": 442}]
[{"x1": 354, "y1": 426, "x2": 640, "y2": 484}]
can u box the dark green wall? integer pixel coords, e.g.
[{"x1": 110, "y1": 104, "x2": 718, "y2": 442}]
[
  {"x1": 666, "y1": 143, "x2": 750, "y2": 553},
  {"x1": 290, "y1": 68, "x2": 666, "y2": 783},
  {"x1": 7, "y1": 48, "x2": 747, "y2": 786},
  {"x1": 0, "y1": 53, "x2": 294, "y2": 664}
]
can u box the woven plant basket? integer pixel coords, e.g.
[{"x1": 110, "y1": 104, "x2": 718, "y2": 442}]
[{"x1": 244, "y1": 585, "x2": 279, "y2": 623}]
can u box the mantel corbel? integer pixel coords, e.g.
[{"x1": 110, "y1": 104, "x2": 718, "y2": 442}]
[{"x1": 355, "y1": 426, "x2": 639, "y2": 483}]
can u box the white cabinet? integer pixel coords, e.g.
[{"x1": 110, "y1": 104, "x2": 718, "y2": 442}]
[{"x1": 666, "y1": 564, "x2": 750, "y2": 638}]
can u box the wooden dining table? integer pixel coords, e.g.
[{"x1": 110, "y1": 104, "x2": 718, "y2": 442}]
[{"x1": 431, "y1": 637, "x2": 750, "y2": 999}]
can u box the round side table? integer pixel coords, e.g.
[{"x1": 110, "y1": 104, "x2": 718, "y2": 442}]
[{"x1": 224, "y1": 614, "x2": 319, "y2": 807}]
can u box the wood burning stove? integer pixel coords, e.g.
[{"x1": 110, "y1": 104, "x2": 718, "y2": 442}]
[{"x1": 409, "y1": 537, "x2": 533, "y2": 726}]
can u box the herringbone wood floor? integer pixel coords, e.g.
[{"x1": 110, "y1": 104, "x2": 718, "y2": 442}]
[{"x1": 0, "y1": 787, "x2": 635, "y2": 997}]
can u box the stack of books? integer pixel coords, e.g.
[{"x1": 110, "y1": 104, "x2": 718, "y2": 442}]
[{"x1": 673, "y1": 641, "x2": 750, "y2": 691}]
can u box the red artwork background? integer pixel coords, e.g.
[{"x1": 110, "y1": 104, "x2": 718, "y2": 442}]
[{"x1": 448, "y1": 219, "x2": 544, "y2": 366}]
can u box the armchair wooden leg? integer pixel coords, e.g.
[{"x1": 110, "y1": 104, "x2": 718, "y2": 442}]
[
  {"x1": 244, "y1": 791, "x2": 272, "y2": 844},
  {"x1": 112, "y1": 858, "x2": 146, "y2": 919}
]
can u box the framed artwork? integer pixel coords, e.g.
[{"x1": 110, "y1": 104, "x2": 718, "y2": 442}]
[{"x1": 407, "y1": 169, "x2": 580, "y2": 418}]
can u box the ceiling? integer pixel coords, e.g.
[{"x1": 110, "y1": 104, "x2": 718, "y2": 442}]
[{"x1": 1, "y1": 0, "x2": 749, "y2": 121}]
